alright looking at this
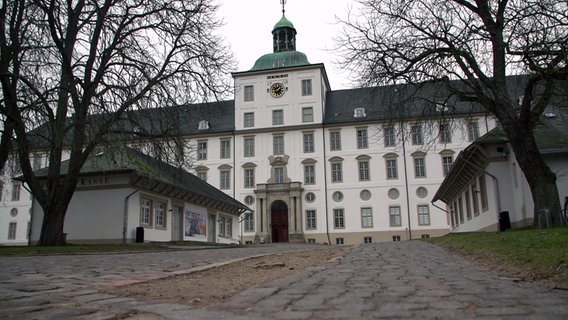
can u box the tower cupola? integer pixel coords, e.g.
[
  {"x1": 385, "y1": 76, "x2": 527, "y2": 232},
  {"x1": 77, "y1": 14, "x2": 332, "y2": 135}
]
[
  {"x1": 272, "y1": 12, "x2": 296, "y2": 52},
  {"x1": 250, "y1": 0, "x2": 310, "y2": 71}
]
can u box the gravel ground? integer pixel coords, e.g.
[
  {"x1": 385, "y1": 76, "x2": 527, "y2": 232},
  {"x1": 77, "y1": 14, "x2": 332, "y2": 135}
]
[{"x1": 103, "y1": 246, "x2": 351, "y2": 307}]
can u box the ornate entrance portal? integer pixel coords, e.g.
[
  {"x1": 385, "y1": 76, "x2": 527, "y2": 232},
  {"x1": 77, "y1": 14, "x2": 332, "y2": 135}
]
[
  {"x1": 251, "y1": 155, "x2": 304, "y2": 243},
  {"x1": 271, "y1": 200, "x2": 289, "y2": 242}
]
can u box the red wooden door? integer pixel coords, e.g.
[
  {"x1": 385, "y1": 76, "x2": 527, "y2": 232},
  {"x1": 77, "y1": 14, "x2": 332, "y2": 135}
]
[{"x1": 271, "y1": 201, "x2": 289, "y2": 243}]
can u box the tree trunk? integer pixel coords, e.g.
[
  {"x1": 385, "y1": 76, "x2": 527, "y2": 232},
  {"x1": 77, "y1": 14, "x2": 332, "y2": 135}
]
[
  {"x1": 38, "y1": 204, "x2": 69, "y2": 246},
  {"x1": 529, "y1": 167, "x2": 562, "y2": 227},
  {"x1": 507, "y1": 124, "x2": 562, "y2": 227}
]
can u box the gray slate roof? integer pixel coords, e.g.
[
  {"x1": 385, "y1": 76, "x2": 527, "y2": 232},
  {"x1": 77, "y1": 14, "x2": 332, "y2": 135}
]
[
  {"x1": 26, "y1": 74, "x2": 551, "y2": 147},
  {"x1": 31, "y1": 148, "x2": 250, "y2": 215},
  {"x1": 433, "y1": 105, "x2": 568, "y2": 204}
]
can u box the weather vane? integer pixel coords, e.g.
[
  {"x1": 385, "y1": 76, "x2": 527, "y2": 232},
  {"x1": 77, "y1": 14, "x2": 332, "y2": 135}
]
[{"x1": 280, "y1": 0, "x2": 287, "y2": 15}]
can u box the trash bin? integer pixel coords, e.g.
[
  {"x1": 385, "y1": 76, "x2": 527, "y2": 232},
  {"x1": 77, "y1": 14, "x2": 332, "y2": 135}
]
[
  {"x1": 499, "y1": 211, "x2": 511, "y2": 231},
  {"x1": 136, "y1": 227, "x2": 144, "y2": 243}
]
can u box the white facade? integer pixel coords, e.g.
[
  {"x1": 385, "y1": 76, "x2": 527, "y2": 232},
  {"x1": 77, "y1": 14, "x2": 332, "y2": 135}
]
[
  {"x1": 182, "y1": 46, "x2": 501, "y2": 244},
  {"x1": 433, "y1": 127, "x2": 568, "y2": 232},
  {"x1": 28, "y1": 172, "x2": 241, "y2": 244},
  {"x1": 0, "y1": 179, "x2": 31, "y2": 245}
]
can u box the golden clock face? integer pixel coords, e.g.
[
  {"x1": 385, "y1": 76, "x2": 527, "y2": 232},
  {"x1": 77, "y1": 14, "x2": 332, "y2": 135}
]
[{"x1": 270, "y1": 82, "x2": 285, "y2": 97}]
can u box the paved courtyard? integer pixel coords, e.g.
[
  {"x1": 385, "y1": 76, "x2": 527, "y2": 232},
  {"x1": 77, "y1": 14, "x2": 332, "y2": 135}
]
[{"x1": 0, "y1": 241, "x2": 567, "y2": 319}]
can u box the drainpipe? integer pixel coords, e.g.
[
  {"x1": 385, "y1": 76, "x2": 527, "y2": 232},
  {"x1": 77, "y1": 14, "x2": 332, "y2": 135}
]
[
  {"x1": 123, "y1": 177, "x2": 151, "y2": 244},
  {"x1": 123, "y1": 189, "x2": 140, "y2": 244},
  {"x1": 22, "y1": 183, "x2": 34, "y2": 246},
  {"x1": 322, "y1": 124, "x2": 332, "y2": 245},
  {"x1": 400, "y1": 121, "x2": 412, "y2": 240},
  {"x1": 431, "y1": 200, "x2": 450, "y2": 214},
  {"x1": 238, "y1": 209, "x2": 254, "y2": 245},
  {"x1": 232, "y1": 131, "x2": 236, "y2": 199}
]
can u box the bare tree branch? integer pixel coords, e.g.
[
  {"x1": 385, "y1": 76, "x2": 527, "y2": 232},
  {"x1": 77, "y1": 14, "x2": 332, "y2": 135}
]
[{"x1": 338, "y1": 0, "x2": 568, "y2": 226}]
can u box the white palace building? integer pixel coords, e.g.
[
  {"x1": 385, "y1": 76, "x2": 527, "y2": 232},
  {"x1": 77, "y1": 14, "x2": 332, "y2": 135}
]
[{"x1": 1, "y1": 9, "x2": 521, "y2": 246}]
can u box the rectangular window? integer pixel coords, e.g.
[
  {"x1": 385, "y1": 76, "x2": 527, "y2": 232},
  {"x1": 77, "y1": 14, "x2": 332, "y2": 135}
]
[
  {"x1": 364, "y1": 236, "x2": 373, "y2": 243},
  {"x1": 153, "y1": 144, "x2": 163, "y2": 161},
  {"x1": 275, "y1": 167, "x2": 284, "y2": 184},
  {"x1": 359, "y1": 161, "x2": 370, "y2": 181},
  {"x1": 467, "y1": 121, "x2": 479, "y2": 141},
  {"x1": 219, "y1": 216, "x2": 225, "y2": 237},
  {"x1": 458, "y1": 196, "x2": 464, "y2": 223},
  {"x1": 273, "y1": 110, "x2": 284, "y2": 125},
  {"x1": 513, "y1": 163, "x2": 519, "y2": 188},
  {"x1": 244, "y1": 168, "x2": 255, "y2": 188},
  {"x1": 303, "y1": 133, "x2": 315, "y2": 153},
  {"x1": 197, "y1": 171, "x2": 207, "y2": 181},
  {"x1": 306, "y1": 210, "x2": 316, "y2": 229},
  {"x1": 273, "y1": 135, "x2": 285, "y2": 155},
  {"x1": 302, "y1": 79, "x2": 312, "y2": 95},
  {"x1": 141, "y1": 198, "x2": 152, "y2": 226},
  {"x1": 32, "y1": 154, "x2": 42, "y2": 170},
  {"x1": 244, "y1": 212, "x2": 254, "y2": 232},
  {"x1": 226, "y1": 218, "x2": 232, "y2": 237},
  {"x1": 440, "y1": 123, "x2": 452, "y2": 143},
  {"x1": 11, "y1": 183, "x2": 21, "y2": 201},
  {"x1": 8, "y1": 222, "x2": 16, "y2": 240},
  {"x1": 451, "y1": 202, "x2": 458, "y2": 227},
  {"x1": 336, "y1": 238, "x2": 345, "y2": 245},
  {"x1": 304, "y1": 164, "x2": 315, "y2": 184},
  {"x1": 361, "y1": 207, "x2": 373, "y2": 228},
  {"x1": 411, "y1": 125, "x2": 423, "y2": 145},
  {"x1": 334, "y1": 209, "x2": 345, "y2": 228},
  {"x1": 330, "y1": 131, "x2": 341, "y2": 151},
  {"x1": 479, "y1": 175, "x2": 488, "y2": 211},
  {"x1": 155, "y1": 201, "x2": 166, "y2": 228},
  {"x1": 244, "y1": 137, "x2": 255, "y2": 157},
  {"x1": 472, "y1": 184, "x2": 480, "y2": 216},
  {"x1": 384, "y1": 126, "x2": 395, "y2": 147},
  {"x1": 392, "y1": 235, "x2": 401, "y2": 242},
  {"x1": 389, "y1": 206, "x2": 401, "y2": 226},
  {"x1": 244, "y1": 85, "x2": 254, "y2": 102},
  {"x1": 465, "y1": 191, "x2": 472, "y2": 220},
  {"x1": 414, "y1": 158, "x2": 426, "y2": 178},
  {"x1": 331, "y1": 163, "x2": 343, "y2": 182},
  {"x1": 220, "y1": 139, "x2": 231, "y2": 159},
  {"x1": 442, "y1": 156, "x2": 453, "y2": 176},
  {"x1": 302, "y1": 107, "x2": 314, "y2": 123},
  {"x1": 357, "y1": 128, "x2": 368, "y2": 149},
  {"x1": 174, "y1": 143, "x2": 185, "y2": 164},
  {"x1": 220, "y1": 170, "x2": 231, "y2": 190},
  {"x1": 386, "y1": 159, "x2": 398, "y2": 179},
  {"x1": 244, "y1": 112, "x2": 254, "y2": 128},
  {"x1": 418, "y1": 205, "x2": 430, "y2": 225},
  {"x1": 197, "y1": 141, "x2": 207, "y2": 160}
]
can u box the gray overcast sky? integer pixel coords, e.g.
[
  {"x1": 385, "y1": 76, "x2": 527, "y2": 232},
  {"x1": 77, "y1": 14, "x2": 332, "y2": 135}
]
[{"x1": 217, "y1": 0, "x2": 358, "y2": 90}]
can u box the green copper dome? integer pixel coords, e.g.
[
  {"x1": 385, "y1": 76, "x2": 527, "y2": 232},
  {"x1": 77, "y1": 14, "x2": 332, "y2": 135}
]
[
  {"x1": 273, "y1": 15, "x2": 295, "y2": 30},
  {"x1": 250, "y1": 51, "x2": 310, "y2": 71},
  {"x1": 248, "y1": 10, "x2": 310, "y2": 71}
]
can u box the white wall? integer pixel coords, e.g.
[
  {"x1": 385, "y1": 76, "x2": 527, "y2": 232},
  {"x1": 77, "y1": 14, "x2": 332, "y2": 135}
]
[{"x1": 446, "y1": 144, "x2": 568, "y2": 233}]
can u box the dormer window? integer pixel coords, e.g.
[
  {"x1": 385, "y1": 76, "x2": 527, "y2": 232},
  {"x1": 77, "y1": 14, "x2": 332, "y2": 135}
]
[
  {"x1": 354, "y1": 108, "x2": 366, "y2": 118},
  {"x1": 198, "y1": 120, "x2": 209, "y2": 130},
  {"x1": 436, "y1": 102, "x2": 449, "y2": 113}
]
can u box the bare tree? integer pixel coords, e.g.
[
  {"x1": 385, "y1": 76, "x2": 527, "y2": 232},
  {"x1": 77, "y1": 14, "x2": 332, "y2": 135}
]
[
  {"x1": 0, "y1": 0, "x2": 234, "y2": 245},
  {"x1": 337, "y1": 0, "x2": 568, "y2": 226}
]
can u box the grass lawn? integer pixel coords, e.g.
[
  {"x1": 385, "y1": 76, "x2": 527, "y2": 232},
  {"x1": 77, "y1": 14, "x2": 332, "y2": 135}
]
[
  {"x1": 0, "y1": 241, "x2": 231, "y2": 255},
  {"x1": 426, "y1": 228, "x2": 568, "y2": 285},
  {"x1": 0, "y1": 243, "x2": 171, "y2": 255}
]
